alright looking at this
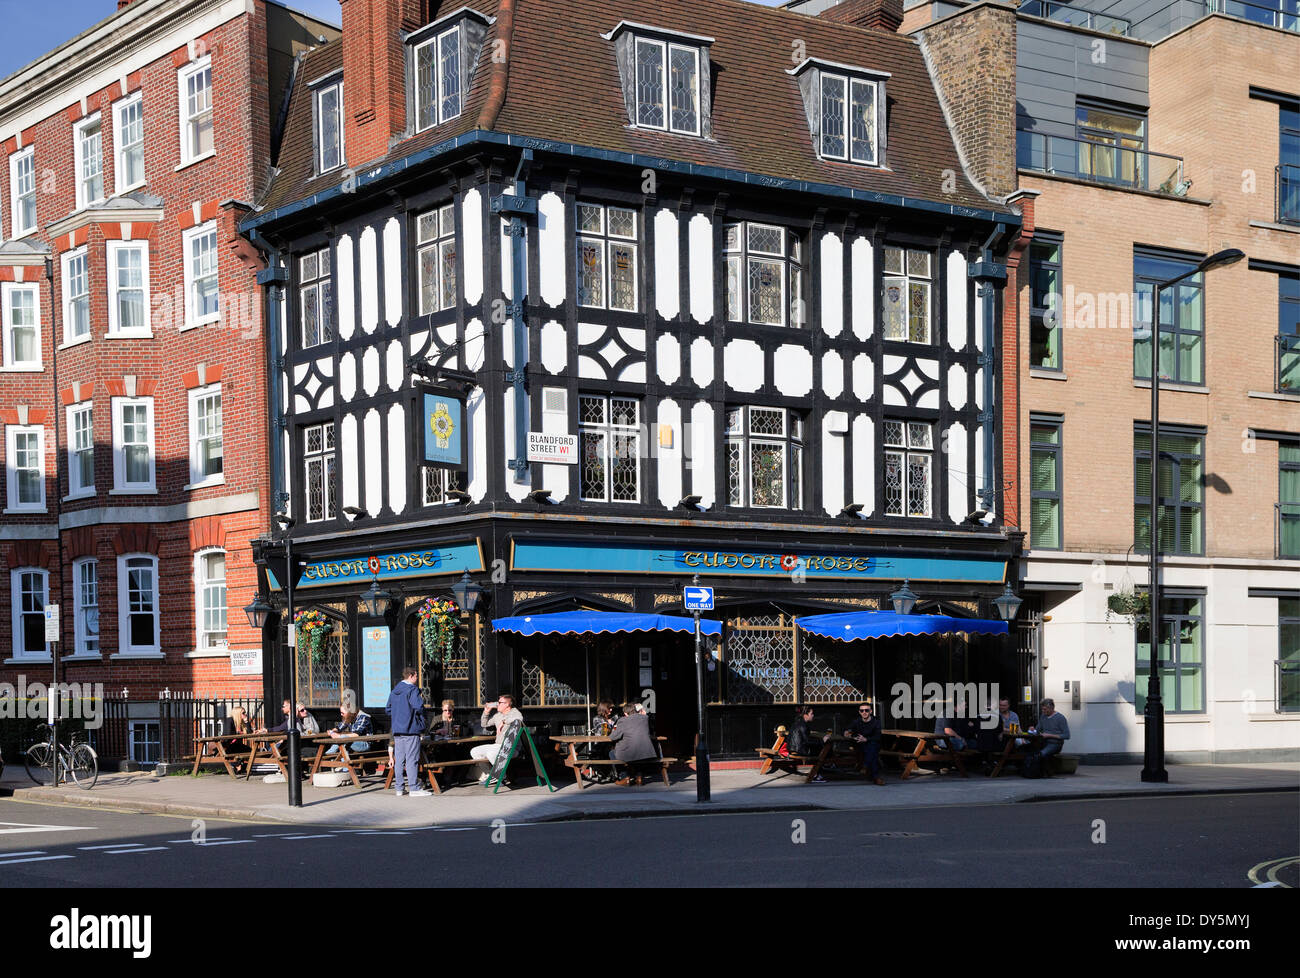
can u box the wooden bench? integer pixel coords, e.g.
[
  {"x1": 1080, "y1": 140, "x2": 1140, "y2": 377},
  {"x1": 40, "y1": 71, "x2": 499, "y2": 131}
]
[
  {"x1": 307, "y1": 734, "x2": 392, "y2": 788},
  {"x1": 383, "y1": 756, "x2": 493, "y2": 793},
  {"x1": 879, "y1": 730, "x2": 969, "y2": 779},
  {"x1": 566, "y1": 756, "x2": 676, "y2": 786},
  {"x1": 756, "y1": 732, "x2": 822, "y2": 777},
  {"x1": 190, "y1": 735, "x2": 254, "y2": 778}
]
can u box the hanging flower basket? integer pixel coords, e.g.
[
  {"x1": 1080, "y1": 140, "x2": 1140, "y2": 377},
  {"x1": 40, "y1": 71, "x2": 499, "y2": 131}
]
[
  {"x1": 417, "y1": 597, "x2": 461, "y2": 668},
  {"x1": 294, "y1": 609, "x2": 333, "y2": 663},
  {"x1": 1106, "y1": 590, "x2": 1150, "y2": 623}
]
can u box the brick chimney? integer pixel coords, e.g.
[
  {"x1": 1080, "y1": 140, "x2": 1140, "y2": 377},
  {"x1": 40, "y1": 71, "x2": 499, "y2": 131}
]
[
  {"x1": 818, "y1": 0, "x2": 905, "y2": 33},
  {"x1": 916, "y1": 2, "x2": 1018, "y2": 199},
  {"x1": 339, "y1": 0, "x2": 428, "y2": 168}
]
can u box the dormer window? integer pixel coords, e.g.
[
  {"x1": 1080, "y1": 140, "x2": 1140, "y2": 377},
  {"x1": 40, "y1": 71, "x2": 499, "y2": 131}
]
[
  {"x1": 408, "y1": 8, "x2": 493, "y2": 134},
  {"x1": 791, "y1": 59, "x2": 888, "y2": 168},
  {"x1": 603, "y1": 22, "x2": 713, "y2": 139}
]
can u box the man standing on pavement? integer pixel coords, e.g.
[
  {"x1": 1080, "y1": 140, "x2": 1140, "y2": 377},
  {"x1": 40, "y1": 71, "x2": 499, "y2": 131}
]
[
  {"x1": 387, "y1": 666, "x2": 429, "y2": 797},
  {"x1": 471, "y1": 694, "x2": 524, "y2": 781},
  {"x1": 847, "y1": 702, "x2": 885, "y2": 785}
]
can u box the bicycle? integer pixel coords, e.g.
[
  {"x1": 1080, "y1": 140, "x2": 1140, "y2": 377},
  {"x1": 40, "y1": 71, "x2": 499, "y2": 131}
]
[{"x1": 24, "y1": 724, "x2": 98, "y2": 789}]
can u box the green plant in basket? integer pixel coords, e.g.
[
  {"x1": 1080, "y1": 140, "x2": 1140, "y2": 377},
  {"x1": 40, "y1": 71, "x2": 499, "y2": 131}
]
[
  {"x1": 294, "y1": 608, "x2": 333, "y2": 662},
  {"x1": 417, "y1": 597, "x2": 461, "y2": 667}
]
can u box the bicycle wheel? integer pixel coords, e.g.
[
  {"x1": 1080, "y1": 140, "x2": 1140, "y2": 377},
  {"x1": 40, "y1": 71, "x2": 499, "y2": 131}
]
[
  {"x1": 68, "y1": 744, "x2": 98, "y2": 789},
  {"x1": 24, "y1": 742, "x2": 55, "y2": 785}
]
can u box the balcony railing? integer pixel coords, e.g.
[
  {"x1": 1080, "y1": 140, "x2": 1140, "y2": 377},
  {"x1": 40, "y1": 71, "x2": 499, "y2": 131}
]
[
  {"x1": 1019, "y1": 0, "x2": 1134, "y2": 34},
  {"x1": 1277, "y1": 164, "x2": 1300, "y2": 226},
  {"x1": 1017, "y1": 130, "x2": 1186, "y2": 194},
  {"x1": 1278, "y1": 502, "x2": 1300, "y2": 559},
  {"x1": 1279, "y1": 333, "x2": 1300, "y2": 394},
  {"x1": 1207, "y1": 0, "x2": 1300, "y2": 32}
]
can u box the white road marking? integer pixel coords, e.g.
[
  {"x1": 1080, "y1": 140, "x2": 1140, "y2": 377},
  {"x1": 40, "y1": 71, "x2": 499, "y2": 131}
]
[
  {"x1": 253, "y1": 833, "x2": 300, "y2": 838},
  {"x1": 78, "y1": 844, "x2": 144, "y2": 850},
  {"x1": 0, "y1": 850, "x2": 48, "y2": 858},
  {"x1": 0, "y1": 854, "x2": 75, "y2": 865},
  {"x1": 105, "y1": 847, "x2": 169, "y2": 854},
  {"x1": 280, "y1": 834, "x2": 334, "y2": 840},
  {"x1": 166, "y1": 837, "x2": 232, "y2": 843},
  {"x1": 0, "y1": 822, "x2": 95, "y2": 835}
]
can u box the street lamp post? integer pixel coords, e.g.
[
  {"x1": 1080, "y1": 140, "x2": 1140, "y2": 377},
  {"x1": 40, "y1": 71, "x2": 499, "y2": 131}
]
[
  {"x1": 1141, "y1": 248, "x2": 1243, "y2": 784},
  {"x1": 266, "y1": 515, "x2": 303, "y2": 806}
]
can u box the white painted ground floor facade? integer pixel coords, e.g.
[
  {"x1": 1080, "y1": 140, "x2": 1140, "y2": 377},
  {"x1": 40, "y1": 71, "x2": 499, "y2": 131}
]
[{"x1": 1023, "y1": 550, "x2": 1300, "y2": 762}]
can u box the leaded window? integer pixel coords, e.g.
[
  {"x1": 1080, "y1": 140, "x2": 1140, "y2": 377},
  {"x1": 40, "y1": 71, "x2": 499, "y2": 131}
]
[
  {"x1": 315, "y1": 80, "x2": 343, "y2": 174},
  {"x1": 414, "y1": 26, "x2": 462, "y2": 132},
  {"x1": 634, "y1": 37, "x2": 700, "y2": 136},
  {"x1": 727, "y1": 406, "x2": 803, "y2": 510},
  {"x1": 304, "y1": 422, "x2": 336, "y2": 523},
  {"x1": 1030, "y1": 418, "x2": 1062, "y2": 549},
  {"x1": 576, "y1": 203, "x2": 638, "y2": 312},
  {"x1": 724, "y1": 222, "x2": 804, "y2": 328},
  {"x1": 299, "y1": 247, "x2": 333, "y2": 347},
  {"x1": 884, "y1": 420, "x2": 933, "y2": 518},
  {"x1": 1134, "y1": 249, "x2": 1203, "y2": 384},
  {"x1": 883, "y1": 247, "x2": 933, "y2": 343},
  {"x1": 1030, "y1": 232, "x2": 1063, "y2": 370},
  {"x1": 423, "y1": 467, "x2": 464, "y2": 505},
  {"x1": 579, "y1": 395, "x2": 640, "y2": 503},
  {"x1": 819, "y1": 73, "x2": 878, "y2": 165},
  {"x1": 722, "y1": 614, "x2": 796, "y2": 704},
  {"x1": 1136, "y1": 592, "x2": 1203, "y2": 714},
  {"x1": 417, "y1": 205, "x2": 457, "y2": 315},
  {"x1": 1135, "y1": 427, "x2": 1203, "y2": 556}
]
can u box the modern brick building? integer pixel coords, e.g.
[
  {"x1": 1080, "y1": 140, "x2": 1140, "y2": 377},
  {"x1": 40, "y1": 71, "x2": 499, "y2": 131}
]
[
  {"x1": 0, "y1": 0, "x2": 338, "y2": 763},
  {"x1": 895, "y1": 0, "x2": 1299, "y2": 761}
]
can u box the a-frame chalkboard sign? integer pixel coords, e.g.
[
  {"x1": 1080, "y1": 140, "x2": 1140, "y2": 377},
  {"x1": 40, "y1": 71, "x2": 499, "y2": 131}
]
[{"x1": 484, "y1": 719, "x2": 555, "y2": 793}]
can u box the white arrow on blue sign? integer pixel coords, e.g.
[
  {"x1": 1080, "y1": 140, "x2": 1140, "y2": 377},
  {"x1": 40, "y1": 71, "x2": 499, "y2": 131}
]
[{"x1": 683, "y1": 586, "x2": 714, "y2": 612}]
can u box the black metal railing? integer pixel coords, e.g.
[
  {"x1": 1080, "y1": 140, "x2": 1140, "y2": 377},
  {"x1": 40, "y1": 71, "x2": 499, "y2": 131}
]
[
  {"x1": 1278, "y1": 333, "x2": 1300, "y2": 394},
  {"x1": 1019, "y1": 0, "x2": 1133, "y2": 34},
  {"x1": 1017, "y1": 129, "x2": 1186, "y2": 194},
  {"x1": 87, "y1": 694, "x2": 264, "y2": 767}
]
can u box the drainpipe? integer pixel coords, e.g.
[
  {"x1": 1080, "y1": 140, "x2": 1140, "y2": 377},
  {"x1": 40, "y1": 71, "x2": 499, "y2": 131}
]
[
  {"x1": 491, "y1": 149, "x2": 536, "y2": 484},
  {"x1": 969, "y1": 224, "x2": 1008, "y2": 517},
  {"x1": 249, "y1": 229, "x2": 288, "y2": 514}
]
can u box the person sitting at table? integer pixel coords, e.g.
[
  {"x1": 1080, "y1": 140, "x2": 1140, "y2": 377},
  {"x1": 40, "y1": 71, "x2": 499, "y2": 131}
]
[
  {"x1": 1030, "y1": 698, "x2": 1070, "y2": 769},
  {"x1": 431, "y1": 700, "x2": 460, "y2": 739},
  {"x1": 998, "y1": 697, "x2": 1021, "y2": 732},
  {"x1": 257, "y1": 699, "x2": 294, "y2": 735},
  {"x1": 609, "y1": 701, "x2": 658, "y2": 783},
  {"x1": 219, "y1": 706, "x2": 253, "y2": 757},
  {"x1": 847, "y1": 702, "x2": 885, "y2": 786},
  {"x1": 325, "y1": 693, "x2": 373, "y2": 754},
  {"x1": 296, "y1": 703, "x2": 321, "y2": 735},
  {"x1": 471, "y1": 694, "x2": 524, "y2": 781},
  {"x1": 934, "y1": 710, "x2": 973, "y2": 752}
]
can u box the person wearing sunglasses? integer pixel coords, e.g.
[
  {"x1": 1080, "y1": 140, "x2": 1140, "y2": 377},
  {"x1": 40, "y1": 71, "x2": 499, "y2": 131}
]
[{"x1": 846, "y1": 702, "x2": 885, "y2": 785}]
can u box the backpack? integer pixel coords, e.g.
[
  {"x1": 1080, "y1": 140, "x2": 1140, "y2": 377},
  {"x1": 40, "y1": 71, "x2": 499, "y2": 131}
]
[{"x1": 1020, "y1": 752, "x2": 1043, "y2": 779}]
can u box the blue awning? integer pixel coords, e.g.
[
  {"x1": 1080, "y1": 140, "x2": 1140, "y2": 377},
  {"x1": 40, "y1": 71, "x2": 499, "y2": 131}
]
[
  {"x1": 492, "y1": 610, "x2": 722, "y2": 638},
  {"x1": 797, "y1": 611, "x2": 1008, "y2": 641}
]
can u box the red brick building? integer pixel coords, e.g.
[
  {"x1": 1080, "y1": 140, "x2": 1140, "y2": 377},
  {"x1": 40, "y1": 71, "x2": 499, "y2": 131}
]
[{"x1": 0, "y1": 0, "x2": 338, "y2": 760}]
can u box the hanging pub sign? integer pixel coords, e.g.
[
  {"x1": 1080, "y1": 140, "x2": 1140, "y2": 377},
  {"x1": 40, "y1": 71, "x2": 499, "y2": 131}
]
[{"x1": 414, "y1": 381, "x2": 467, "y2": 471}]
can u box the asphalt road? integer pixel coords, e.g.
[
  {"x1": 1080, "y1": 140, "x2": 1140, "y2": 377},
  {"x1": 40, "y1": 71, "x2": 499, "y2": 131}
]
[{"x1": 0, "y1": 791, "x2": 1294, "y2": 888}]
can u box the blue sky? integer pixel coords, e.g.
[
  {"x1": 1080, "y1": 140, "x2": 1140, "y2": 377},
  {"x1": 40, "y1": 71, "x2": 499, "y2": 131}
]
[{"x1": 0, "y1": 0, "x2": 790, "y2": 81}]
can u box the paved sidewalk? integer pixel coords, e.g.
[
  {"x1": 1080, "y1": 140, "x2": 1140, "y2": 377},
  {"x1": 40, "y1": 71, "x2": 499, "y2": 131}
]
[{"x1": 3, "y1": 760, "x2": 1296, "y2": 828}]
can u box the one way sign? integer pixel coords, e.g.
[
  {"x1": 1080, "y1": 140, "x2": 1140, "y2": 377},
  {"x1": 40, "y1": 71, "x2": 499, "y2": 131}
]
[{"x1": 683, "y1": 586, "x2": 714, "y2": 612}]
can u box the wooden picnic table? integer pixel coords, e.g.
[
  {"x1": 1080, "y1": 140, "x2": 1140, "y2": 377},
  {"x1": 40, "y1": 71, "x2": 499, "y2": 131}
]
[
  {"x1": 306, "y1": 732, "x2": 393, "y2": 788},
  {"x1": 382, "y1": 734, "x2": 494, "y2": 793},
  {"x1": 879, "y1": 729, "x2": 970, "y2": 779},
  {"x1": 550, "y1": 735, "x2": 674, "y2": 789},
  {"x1": 191, "y1": 733, "x2": 257, "y2": 778},
  {"x1": 988, "y1": 731, "x2": 1047, "y2": 778},
  {"x1": 804, "y1": 733, "x2": 871, "y2": 783}
]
